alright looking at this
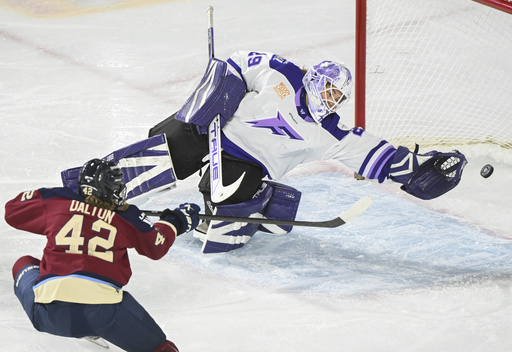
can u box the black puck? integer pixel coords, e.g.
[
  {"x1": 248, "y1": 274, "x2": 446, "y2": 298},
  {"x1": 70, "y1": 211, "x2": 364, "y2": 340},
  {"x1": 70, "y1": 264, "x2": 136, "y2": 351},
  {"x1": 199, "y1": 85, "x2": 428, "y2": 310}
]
[{"x1": 480, "y1": 164, "x2": 494, "y2": 178}]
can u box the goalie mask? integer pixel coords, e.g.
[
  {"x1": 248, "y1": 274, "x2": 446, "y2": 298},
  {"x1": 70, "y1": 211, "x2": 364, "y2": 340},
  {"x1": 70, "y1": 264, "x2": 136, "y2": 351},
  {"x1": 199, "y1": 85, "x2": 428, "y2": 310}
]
[
  {"x1": 303, "y1": 61, "x2": 352, "y2": 122},
  {"x1": 78, "y1": 158, "x2": 127, "y2": 206}
]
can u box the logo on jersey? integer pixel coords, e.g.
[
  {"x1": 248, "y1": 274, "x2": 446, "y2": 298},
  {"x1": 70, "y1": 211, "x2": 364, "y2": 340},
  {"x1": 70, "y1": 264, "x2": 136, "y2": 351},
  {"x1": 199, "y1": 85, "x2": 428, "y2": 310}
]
[
  {"x1": 273, "y1": 82, "x2": 291, "y2": 100},
  {"x1": 247, "y1": 112, "x2": 303, "y2": 140},
  {"x1": 155, "y1": 231, "x2": 166, "y2": 246}
]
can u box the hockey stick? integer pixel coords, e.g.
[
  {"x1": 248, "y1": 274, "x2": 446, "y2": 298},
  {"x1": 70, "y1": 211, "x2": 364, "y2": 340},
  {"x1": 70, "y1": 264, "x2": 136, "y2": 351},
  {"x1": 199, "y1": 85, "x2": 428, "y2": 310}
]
[
  {"x1": 143, "y1": 195, "x2": 372, "y2": 228},
  {"x1": 206, "y1": 6, "x2": 245, "y2": 203},
  {"x1": 207, "y1": 5, "x2": 214, "y2": 58}
]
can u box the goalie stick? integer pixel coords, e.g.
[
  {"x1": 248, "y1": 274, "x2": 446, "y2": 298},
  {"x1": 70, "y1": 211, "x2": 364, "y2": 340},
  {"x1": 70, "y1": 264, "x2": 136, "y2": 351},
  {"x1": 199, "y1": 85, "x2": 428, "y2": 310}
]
[
  {"x1": 206, "y1": 6, "x2": 245, "y2": 203},
  {"x1": 143, "y1": 195, "x2": 372, "y2": 228}
]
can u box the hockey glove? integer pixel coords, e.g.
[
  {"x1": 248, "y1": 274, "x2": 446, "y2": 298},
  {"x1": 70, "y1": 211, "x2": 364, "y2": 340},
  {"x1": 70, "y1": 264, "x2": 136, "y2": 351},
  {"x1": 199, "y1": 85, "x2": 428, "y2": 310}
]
[
  {"x1": 160, "y1": 203, "x2": 201, "y2": 235},
  {"x1": 389, "y1": 145, "x2": 467, "y2": 200}
]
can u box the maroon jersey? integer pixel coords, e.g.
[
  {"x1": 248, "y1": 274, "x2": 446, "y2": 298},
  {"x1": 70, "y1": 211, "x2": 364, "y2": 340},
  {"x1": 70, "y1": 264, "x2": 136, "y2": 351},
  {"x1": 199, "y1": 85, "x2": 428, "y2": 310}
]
[{"x1": 5, "y1": 187, "x2": 178, "y2": 289}]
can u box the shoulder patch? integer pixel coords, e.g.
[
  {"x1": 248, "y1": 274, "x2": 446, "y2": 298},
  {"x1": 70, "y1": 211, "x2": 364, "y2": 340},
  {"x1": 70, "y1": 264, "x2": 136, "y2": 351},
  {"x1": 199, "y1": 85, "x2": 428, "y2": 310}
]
[{"x1": 273, "y1": 82, "x2": 291, "y2": 100}]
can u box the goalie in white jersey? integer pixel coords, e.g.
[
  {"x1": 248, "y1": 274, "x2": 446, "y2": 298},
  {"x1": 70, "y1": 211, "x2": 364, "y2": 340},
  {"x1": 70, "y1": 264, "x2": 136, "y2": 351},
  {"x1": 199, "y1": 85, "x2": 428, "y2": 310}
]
[{"x1": 149, "y1": 50, "x2": 466, "y2": 253}]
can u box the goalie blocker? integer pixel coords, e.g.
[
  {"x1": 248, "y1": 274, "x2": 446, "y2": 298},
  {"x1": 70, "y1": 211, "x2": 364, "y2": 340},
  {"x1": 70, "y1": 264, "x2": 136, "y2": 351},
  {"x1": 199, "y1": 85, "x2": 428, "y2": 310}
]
[
  {"x1": 389, "y1": 145, "x2": 467, "y2": 200},
  {"x1": 175, "y1": 57, "x2": 246, "y2": 134}
]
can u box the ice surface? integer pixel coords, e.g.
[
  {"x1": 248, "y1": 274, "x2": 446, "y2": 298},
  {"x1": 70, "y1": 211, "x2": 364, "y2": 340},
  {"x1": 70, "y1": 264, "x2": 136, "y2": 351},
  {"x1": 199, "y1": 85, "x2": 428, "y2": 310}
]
[{"x1": 0, "y1": 1, "x2": 511, "y2": 351}]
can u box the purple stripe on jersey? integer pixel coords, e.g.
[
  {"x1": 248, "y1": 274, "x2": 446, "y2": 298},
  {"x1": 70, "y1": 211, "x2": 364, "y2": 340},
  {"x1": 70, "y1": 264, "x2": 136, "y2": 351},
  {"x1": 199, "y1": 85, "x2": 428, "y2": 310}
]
[
  {"x1": 358, "y1": 141, "x2": 396, "y2": 181},
  {"x1": 296, "y1": 88, "x2": 315, "y2": 122},
  {"x1": 268, "y1": 54, "x2": 304, "y2": 91},
  {"x1": 321, "y1": 113, "x2": 350, "y2": 140},
  {"x1": 368, "y1": 145, "x2": 395, "y2": 181},
  {"x1": 226, "y1": 58, "x2": 247, "y2": 88}
]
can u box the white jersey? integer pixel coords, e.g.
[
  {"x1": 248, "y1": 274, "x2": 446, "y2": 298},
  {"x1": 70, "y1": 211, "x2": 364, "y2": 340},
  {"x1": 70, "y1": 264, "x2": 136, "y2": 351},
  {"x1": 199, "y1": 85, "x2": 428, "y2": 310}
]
[{"x1": 221, "y1": 51, "x2": 395, "y2": 182}]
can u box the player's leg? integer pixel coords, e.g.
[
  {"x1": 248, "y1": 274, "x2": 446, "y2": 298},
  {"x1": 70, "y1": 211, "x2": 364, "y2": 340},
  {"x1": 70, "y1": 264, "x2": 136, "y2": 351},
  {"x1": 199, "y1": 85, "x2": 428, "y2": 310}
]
[
  {"x1": 13, "y1": 255, "x2": 99, "y2": 338},
  {"x1": 12, "y1": 255, "x2": 41, "y2": 324},
  {"x1": 199, "y1": 153, "x2": 264, "y2": 206},
  {"x1": 155, "y1": 340, "x2": 179, "y2": 352},
  {"x1": 96, "y1": 290, "x2": 177, "y2": 352},
  {"x1": 194, "y1": 153, "x2": 263, "y2": 239},
  {"x1": 196, "y1": 178, "x2": 301, "y2": 253},
  {"x1": 12, "y1": 256, "x2": 178, "y2": 351}
]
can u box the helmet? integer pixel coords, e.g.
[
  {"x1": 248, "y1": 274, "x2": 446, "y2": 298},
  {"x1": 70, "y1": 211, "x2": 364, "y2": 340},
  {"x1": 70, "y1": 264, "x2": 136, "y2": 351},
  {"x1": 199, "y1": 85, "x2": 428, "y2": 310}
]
[
  {"x1": 78, "y1": 159, "x2": 126, "y2": 206},
  {"x1": 303, "y1": 61, "x2": 352, "y2": 122}
]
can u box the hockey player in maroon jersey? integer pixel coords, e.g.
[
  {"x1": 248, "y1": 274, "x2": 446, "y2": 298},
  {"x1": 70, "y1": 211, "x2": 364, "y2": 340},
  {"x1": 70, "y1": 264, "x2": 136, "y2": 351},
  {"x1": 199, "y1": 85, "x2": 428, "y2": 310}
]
[{"x1": 5, "y1": 158, "x2": 200, "y2": 352}]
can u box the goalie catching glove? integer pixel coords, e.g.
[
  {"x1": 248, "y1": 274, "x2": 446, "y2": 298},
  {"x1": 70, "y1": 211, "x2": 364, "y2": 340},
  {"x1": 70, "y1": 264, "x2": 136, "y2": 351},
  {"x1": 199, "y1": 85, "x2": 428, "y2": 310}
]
[
  {"x1": 159, "y1": 203, "x2": 200, "y2": 235},
  {"x1": 389, "y1": 145, "x2": 467, "y2": 200}
]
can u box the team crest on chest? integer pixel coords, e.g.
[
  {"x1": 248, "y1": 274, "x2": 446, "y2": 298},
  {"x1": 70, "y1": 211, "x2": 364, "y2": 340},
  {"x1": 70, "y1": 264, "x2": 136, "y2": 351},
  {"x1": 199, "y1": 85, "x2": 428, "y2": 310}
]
[{"x1": 247, "y1": 112, "x2": 304, "y2": 140}]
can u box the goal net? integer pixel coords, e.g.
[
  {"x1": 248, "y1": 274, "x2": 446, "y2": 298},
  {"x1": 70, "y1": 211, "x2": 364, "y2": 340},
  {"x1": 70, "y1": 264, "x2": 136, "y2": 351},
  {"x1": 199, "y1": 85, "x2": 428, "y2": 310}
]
[{"x1": 355, "y1": 0, "x2": 512, "y2": 150}]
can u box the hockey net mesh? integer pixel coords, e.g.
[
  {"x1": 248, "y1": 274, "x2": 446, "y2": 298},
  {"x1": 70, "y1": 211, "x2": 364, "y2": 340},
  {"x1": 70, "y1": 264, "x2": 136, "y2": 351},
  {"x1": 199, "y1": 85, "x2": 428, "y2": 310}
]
[{"x1": 363, "y1": 0, "x2": 512, "y2": 149}]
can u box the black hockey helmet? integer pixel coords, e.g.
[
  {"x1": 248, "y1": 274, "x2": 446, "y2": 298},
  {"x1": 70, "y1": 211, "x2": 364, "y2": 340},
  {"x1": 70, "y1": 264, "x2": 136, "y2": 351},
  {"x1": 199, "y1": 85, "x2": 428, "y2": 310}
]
[{"x1": 78, "y1": 158, "x2": 127, "y2": 206}]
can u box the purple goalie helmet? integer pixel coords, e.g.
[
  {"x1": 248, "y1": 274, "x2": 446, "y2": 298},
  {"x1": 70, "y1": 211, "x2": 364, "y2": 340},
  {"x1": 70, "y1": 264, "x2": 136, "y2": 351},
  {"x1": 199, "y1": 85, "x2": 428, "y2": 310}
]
[{"x1": 302, "y1": 61, "x2": 352, "y2": 122}]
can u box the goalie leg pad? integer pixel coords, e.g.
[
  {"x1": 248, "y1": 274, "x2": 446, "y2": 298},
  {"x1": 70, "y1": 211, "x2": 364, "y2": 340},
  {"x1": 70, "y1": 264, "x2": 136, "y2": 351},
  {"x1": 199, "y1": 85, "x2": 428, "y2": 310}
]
[
  {"x1": 258, "y1": 182, "x2": 301, "y2": 235},
  {"x1": 201, "y1": 182, "x2": 272, "y2": 253},
  {"x1": 201, "y1": 181, "x2": 301, "y2": 253},
  {"x1": 61, "y1": 134, "x2": 177, "y2": 203},
  {"x1": 389, "y1": 146, "x2": 467, "y2": 200},
  {"x1": 175, "y1": 58, "x2": 246, "y2": 134}
]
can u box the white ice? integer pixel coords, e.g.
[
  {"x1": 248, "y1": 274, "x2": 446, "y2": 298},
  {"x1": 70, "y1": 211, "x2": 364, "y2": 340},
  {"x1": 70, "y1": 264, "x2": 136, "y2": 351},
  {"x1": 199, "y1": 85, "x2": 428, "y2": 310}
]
[{"x1": 1, "y1": 1, "x2": 511, "y2": 351}]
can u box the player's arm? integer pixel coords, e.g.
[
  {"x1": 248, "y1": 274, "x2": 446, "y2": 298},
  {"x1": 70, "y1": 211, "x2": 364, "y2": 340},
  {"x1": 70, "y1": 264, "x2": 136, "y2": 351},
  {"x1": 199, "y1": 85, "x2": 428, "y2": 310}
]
[
  {"x1": 330, "y1": 128, "x2": 466, "y2": 200},
  {"x1": 123, "y1": 203, "x2": 200, "y2": 260},
  {"x1": 328, "y1": 126, "x2": 396, "y2": 182},
  {"x1": 153, "y1": 203, "x2": 200, "y2": 237},
  {"x1": 4, "y1": 189, "x2": 46, "y2": 235}
]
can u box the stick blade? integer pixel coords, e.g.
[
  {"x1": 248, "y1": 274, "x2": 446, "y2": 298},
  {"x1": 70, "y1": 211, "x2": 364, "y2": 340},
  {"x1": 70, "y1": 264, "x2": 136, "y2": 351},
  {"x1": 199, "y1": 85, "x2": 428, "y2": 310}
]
[{"x1": 339, "y1": 196, "x2": 373, "y2": 223}]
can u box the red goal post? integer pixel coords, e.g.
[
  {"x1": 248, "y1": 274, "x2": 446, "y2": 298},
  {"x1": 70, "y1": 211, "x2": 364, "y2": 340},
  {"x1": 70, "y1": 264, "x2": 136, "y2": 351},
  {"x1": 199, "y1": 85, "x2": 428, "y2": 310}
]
[
  {"x1": 473, "y1": 0, "x2": 512, "y2": 14},
  {"x1": 354, "y1": 0, "x2": 512, "y2": 149}
]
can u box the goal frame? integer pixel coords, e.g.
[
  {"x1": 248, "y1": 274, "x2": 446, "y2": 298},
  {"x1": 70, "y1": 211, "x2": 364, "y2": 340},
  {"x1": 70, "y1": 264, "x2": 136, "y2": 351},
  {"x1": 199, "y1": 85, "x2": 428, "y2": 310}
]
[{"x1": 354, "y1": 0, "x2": 512, "y2": 141}]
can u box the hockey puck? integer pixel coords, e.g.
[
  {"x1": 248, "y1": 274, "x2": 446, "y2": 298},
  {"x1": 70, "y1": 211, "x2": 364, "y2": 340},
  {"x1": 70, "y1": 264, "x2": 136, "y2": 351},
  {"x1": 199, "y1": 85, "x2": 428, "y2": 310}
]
[{"x1": 480, "y1": 164, "x2": 494, "y2": 178}]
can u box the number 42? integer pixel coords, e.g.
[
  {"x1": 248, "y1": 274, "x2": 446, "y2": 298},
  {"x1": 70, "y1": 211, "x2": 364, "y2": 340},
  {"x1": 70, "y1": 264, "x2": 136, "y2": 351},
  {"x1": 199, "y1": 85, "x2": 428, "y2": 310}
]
[{"x1": 55, "y1": 214, "x2": 117, "y2": 263}]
